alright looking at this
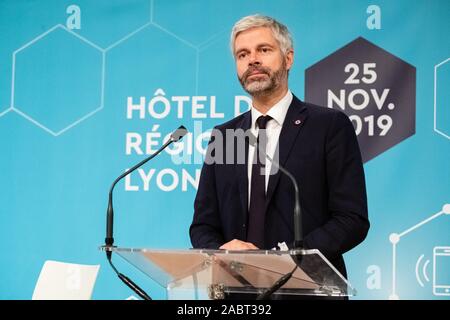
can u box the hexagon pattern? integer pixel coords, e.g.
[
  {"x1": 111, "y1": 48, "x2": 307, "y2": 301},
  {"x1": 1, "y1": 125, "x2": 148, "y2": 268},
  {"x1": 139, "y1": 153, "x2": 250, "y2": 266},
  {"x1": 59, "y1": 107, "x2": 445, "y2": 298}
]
[
  {"x1": 72, "y1": 0, "x2": 151, "y2": 49},
  {"x1": 1, "y1": 0, "x2": 449, "y2": 302},
  {"x1": 153, "y1": 0, "x2": 238, "y2": 47},
  {"x1": 105, "y1": 25, "x2": 197, "y2": 125},
  {"x1": 13, "y1": 26, "x2": 103, "y2": 135}
]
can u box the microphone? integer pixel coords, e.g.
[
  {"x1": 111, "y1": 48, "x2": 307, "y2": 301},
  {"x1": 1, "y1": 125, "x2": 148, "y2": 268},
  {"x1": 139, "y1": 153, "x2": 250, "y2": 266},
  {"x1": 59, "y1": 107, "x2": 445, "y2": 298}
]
[
  {"x1": 256, "y1": 264, "x2": 298, "y2": 300},
  {"x1": 248, "y1": 132, "x2": 303, "y2": 300},
  {"x1": 248, "y1": 133, "x2": 303, "y2": 248},
  {"x1": 105, "y1": 125, "x2": 188, "y2": 248},
  {"x1": 103, "y1": 125, "x2": 188, "y2": 300}
]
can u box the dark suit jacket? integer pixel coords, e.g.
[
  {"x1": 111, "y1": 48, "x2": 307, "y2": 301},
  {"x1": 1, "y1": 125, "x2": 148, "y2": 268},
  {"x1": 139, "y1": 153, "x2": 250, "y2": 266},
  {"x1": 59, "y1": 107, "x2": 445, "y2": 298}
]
[{"x1": 189, "y1": 95, "x2": 369, "y2": 278}]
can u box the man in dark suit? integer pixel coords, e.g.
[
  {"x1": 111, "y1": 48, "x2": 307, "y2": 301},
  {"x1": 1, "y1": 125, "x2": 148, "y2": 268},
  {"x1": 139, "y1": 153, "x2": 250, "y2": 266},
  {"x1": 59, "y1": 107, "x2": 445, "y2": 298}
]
[{"x1": 190, "y1": 15, "x2": 369, "y2": 286}]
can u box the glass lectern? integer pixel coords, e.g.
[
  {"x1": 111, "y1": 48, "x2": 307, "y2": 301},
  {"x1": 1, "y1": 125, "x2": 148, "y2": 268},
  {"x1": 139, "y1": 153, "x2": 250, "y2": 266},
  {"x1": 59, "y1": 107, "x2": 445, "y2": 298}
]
[{"x1": 101, "y1": 247, "x2": 355, "y2": 299}]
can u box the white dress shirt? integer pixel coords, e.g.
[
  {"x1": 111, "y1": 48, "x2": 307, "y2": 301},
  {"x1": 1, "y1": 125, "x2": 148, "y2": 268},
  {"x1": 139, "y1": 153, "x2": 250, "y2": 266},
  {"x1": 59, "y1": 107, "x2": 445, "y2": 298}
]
[{"x1": 248, "y1": 90, "x2": 293, "y2": 207}]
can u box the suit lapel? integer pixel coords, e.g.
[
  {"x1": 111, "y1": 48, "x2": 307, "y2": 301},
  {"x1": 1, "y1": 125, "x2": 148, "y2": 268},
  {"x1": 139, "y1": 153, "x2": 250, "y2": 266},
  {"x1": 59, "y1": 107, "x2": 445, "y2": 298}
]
[
  {"x1": 236, "y1": 111, "x2": 252, "y2": 220},
  {"x1": 265, "y1": 96, "x2": 308, "y2": 207}
]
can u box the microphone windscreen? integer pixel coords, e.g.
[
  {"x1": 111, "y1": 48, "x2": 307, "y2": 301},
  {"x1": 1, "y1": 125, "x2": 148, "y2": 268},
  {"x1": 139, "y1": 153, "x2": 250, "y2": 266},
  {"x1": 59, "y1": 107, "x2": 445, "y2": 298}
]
[{"x1": 171, "y1": 125, "x2": 188, "y2": 142}]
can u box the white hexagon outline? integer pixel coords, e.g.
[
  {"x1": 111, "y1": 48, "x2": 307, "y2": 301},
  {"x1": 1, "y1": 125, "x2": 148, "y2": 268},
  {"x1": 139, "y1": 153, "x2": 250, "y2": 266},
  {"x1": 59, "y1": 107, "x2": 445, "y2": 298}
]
[
  {"x1": 1, "y1": 0, "x2": 228, "y2": 134},
  {"x1": 434, "y1": 57, "x2": 450, "y2": 140},
  {"x1": 150, "y1": 0, "x2": 228, "y2": 49},
  {"x1": 147, "y1": 0, "x2": 228, "y2": 94},
  {"x1": 0, "y1": 107, "x2": 11, "y2": 117},
  {"x1": 0, "y1": 0, "x2": 154, "y2": 126},
  {"x1": 10, "y1": 24, "x2": 105, "y2": 136},
  {"x1": 105, "y1": 5, "x2": 200, "y2": 95}
]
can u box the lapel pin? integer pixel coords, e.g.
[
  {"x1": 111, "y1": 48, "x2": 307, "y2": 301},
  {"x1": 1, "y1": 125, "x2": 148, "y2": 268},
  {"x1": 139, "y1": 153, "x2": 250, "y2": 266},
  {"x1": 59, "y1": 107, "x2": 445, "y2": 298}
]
[{"x1": 294, "y1": 119, "x2": 301, "y2": 125}]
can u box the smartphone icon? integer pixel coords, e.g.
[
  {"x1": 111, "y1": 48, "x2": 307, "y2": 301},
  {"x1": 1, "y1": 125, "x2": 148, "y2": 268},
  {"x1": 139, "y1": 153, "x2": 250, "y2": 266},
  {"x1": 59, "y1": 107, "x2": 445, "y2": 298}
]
[{"x1": 433, "y1": 247, "x2": 450, "y2": 296}]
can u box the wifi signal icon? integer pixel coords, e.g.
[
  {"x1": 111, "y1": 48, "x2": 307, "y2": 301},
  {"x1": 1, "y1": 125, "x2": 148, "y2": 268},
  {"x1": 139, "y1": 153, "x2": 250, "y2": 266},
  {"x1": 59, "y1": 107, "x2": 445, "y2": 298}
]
[{"x1": 415, "y1": 254, "x2": 431, "y2": 287}]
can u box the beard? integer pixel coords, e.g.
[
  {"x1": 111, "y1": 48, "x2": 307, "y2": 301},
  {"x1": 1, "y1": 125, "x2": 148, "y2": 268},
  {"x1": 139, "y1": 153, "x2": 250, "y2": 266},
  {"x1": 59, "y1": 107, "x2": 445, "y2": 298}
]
[{"x1": 238, "y1": 60, "x2": 288, "y2": 97}]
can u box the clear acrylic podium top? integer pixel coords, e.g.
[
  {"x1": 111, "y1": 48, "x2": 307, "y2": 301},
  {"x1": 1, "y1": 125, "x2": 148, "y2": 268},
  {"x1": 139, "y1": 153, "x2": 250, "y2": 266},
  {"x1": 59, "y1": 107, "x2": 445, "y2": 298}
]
[{"x1": 101, "y1": 247, "x2": 355, "y2": 299}]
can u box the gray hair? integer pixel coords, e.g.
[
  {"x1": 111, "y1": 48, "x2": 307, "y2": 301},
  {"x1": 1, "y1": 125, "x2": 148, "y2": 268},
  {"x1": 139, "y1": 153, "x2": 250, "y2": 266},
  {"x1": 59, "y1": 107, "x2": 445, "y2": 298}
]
[{"x1": 230, "y1": 14, "x2": 293, "y2": 56}]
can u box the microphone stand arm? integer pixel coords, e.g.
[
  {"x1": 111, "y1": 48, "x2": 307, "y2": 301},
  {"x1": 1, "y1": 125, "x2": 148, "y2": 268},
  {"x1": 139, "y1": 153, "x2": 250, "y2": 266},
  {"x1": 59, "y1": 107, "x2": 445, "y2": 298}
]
[
  {"x1": 105, "y1": 138, "x2": 172, "y2": 248},
  {"x1": 265, "y1": 154, "x2": 303, "y2": 249}
]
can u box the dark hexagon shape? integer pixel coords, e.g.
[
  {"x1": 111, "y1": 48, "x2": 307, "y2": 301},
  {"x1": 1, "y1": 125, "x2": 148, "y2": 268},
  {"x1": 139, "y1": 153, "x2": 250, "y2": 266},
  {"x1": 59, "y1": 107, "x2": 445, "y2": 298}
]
[
  {"x1": 435, "y1": 59, "x2": 450, "y2": 139},
  {"x1": 13, "y1": 26, "x2": 103, "y2": 135},
  {"x1": 305, "y1": 37, "x2": 416, "y2": 163}
]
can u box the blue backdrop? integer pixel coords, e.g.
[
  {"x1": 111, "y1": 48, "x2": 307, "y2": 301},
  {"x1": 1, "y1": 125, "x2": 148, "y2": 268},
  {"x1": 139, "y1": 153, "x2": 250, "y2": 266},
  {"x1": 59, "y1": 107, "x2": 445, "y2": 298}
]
[{"x1": 0, "y1": 0, "x2": 449, "y2": 300}]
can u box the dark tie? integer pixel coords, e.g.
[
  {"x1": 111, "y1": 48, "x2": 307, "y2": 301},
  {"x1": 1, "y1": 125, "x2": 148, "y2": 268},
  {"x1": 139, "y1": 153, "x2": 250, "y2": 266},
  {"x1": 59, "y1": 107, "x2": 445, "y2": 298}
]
[{"x1": 247, "y1": 115, "x2": 272, "y2": 248}]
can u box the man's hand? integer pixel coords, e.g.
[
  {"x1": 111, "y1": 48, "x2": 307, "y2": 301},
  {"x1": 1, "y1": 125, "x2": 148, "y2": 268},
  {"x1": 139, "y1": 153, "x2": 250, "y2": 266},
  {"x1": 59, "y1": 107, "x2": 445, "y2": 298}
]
[{"x1": 219, "y1": 239, "x2": 259, "y2": 250}]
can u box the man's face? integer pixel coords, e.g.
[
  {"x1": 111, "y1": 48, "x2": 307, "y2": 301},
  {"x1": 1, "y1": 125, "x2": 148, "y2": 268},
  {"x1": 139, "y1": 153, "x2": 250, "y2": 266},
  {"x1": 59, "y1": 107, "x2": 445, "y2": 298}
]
[{"x1": 234, "y1": 27, "x2": 293, "y2": 96}]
